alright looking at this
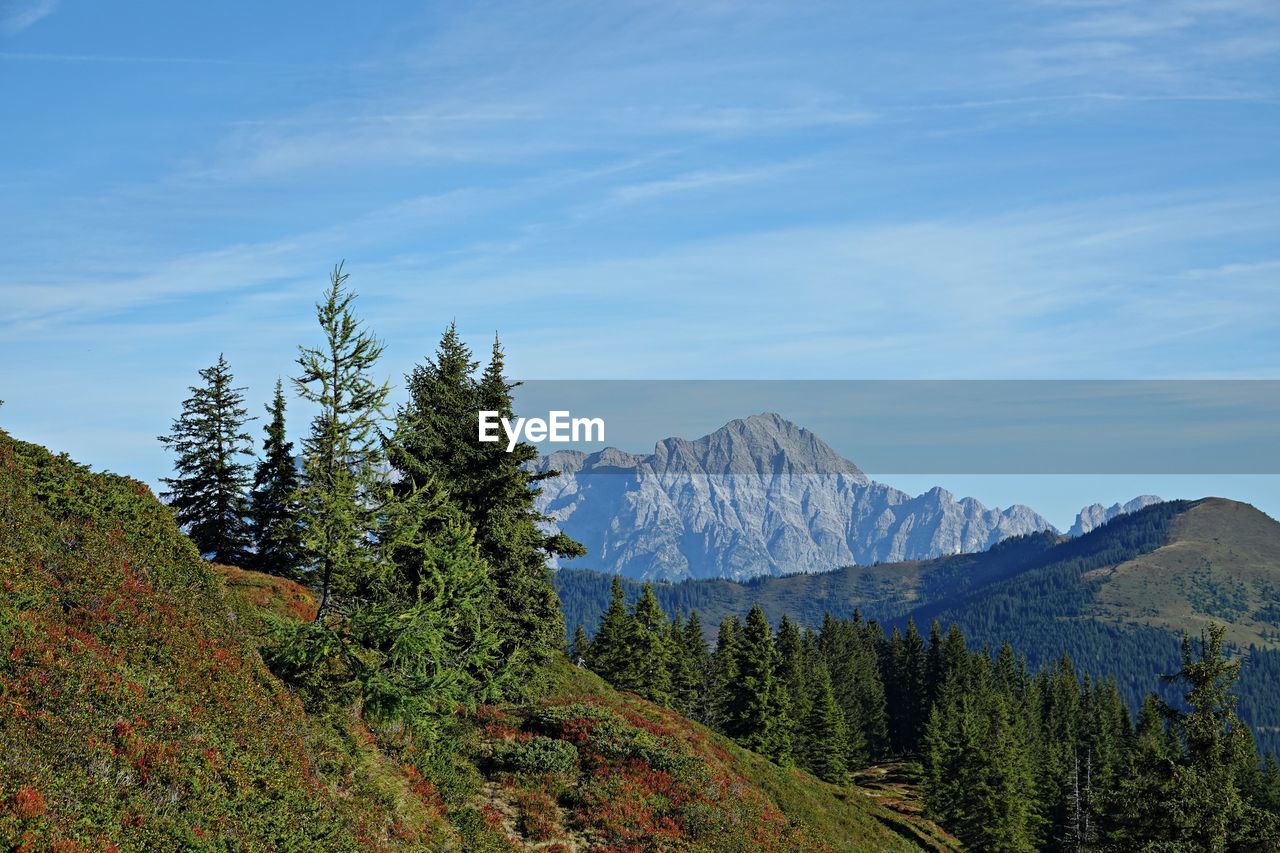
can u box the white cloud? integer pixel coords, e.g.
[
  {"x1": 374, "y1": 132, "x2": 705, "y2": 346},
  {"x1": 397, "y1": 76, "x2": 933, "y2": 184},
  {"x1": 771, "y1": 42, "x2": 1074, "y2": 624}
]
[{"x1": 1, "y1": 0, "x2": 56, "y2": 34}]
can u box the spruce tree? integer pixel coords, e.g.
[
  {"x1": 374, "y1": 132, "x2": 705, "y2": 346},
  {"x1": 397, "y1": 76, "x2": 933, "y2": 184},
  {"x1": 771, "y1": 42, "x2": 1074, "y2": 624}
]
[
  {"x1": 923, "y1": 664, "x2": 1037, "y2": 852},
  {"x1": 925, "y1": 620, "x2": 946, "y2": 708},
  {"x1": 270, "y1": 473, "x2": 504, "y2": 730},
  {"x1": 361, "y1": 475, "x2": 505, "y2": 718},
  {"x1": 820, "y1": 614, "x2": 885, "y2": 766},
  {"x1": 1102, "y1": 625, "x2": 1280, "y2": 850},
  {"x1": 389, "y1": 329, "x2": 583, "y2": 689},
  {"x1": 676, "y1": 612, "x2": 712, "y2": 722},
  {"x1": 709, "y1": 615, "x2": 743, "y2": 733},
  {"x1": 729, "y1": 606, "x2": 791, "y2": 764},
  {"x1": 248, "y1": 379, "x2": 306, "y2": 579},
  {"x1": 801, "y1": 661, "x2": 848, "y2": 783},
  {"x1": 159, "y1": 353, "x2": 255, "y2": 564},
  {"x1": 775, "y1": 615, "x2": 807, "y2": 756},
  {"x1": 898, "y1": 619, "x2": 929, "y2": 752},
  {"x1": 570, "y1": 624, "x2": 591, "y2": 664},
  {"x1": 629, "y1": 583, "x2": 673, "y2": 705},
  {"x1": 293, "y1": 264, "x2": 389, "y2": 618},
  {"x1": 588, "y1": 576, "x2": 635, "y2": 687}
]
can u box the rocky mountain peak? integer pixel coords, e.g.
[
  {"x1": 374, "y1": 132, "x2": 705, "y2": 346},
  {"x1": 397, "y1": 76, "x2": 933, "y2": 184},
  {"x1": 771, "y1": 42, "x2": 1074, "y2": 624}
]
[
  {"x1": 531, "y1": 415, "x2": 1057, "y2": 581},
  {"x1": 1068, "y1": 495, "x2": 1164, "y2": 537}
]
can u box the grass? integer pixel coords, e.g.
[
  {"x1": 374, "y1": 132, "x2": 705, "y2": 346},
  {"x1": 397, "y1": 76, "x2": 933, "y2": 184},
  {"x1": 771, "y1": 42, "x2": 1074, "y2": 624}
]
[
  {"x1": 0, "y1": 430, "x2": 452, "y2": 850},
  {"x1": 1093, "y1": 498, "x2": 1280, "y2": 649}
]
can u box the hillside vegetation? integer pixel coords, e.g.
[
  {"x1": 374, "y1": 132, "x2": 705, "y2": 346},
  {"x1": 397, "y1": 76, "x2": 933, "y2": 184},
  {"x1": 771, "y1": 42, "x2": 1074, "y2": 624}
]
[
  {"x1": 0, "y1": 430, "x2": 450, "y2": 849},
  {"x1": 557, "y1": 499, "x2": 1280, "y2": 755},
  {"x1": 0, "y1": 429, "x2": 954, "y2": 850}
]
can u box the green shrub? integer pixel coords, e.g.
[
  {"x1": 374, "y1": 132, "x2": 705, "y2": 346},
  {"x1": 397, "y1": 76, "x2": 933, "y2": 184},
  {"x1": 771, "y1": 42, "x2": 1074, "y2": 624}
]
[{"x1": 495, "y1": 736, "x2": 580, "y2": 775}]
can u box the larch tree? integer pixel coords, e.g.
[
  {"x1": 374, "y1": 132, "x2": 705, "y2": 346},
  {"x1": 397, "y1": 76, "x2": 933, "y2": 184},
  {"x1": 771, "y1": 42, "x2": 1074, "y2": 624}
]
[
  {"x1": 273, "y1": 265, "x2": 503, "y2": 735},
  {"x1": 292, "y1": 263, "x2": 389, "y2": 618}
]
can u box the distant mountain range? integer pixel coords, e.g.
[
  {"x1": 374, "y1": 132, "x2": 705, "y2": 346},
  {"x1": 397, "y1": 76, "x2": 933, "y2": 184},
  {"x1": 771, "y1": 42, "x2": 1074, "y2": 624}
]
[
  {"x1": 533, "y1": 412, "x2": 1160, "y2": 581},
  {"x1": 555, "y1": 497, "x2": 1280, "y2": 756},
  {"x1": 1068, "y1": 494, "x2": 1164, "y2": 536}
]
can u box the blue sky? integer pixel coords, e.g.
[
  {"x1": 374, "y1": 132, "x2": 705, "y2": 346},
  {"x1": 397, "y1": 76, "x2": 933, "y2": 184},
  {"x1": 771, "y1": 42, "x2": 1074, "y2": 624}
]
[{"x1": 2, "y1": 0, "x2": 1279, "y2": 528}]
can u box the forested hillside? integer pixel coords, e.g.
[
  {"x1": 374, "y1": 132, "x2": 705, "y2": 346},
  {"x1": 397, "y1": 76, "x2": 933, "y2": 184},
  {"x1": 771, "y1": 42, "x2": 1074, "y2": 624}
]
[
  {"x1": 574, "y1": 575, "x2": 1280, "y2": 849},
  {"x1": 557, "y1": 499, "x2": 1280, "y2": 755}
]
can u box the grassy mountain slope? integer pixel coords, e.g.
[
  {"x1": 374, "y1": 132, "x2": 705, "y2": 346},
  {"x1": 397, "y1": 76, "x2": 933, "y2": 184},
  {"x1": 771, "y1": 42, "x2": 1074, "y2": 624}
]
[
  {"x1": 0, "y1": 430, "x2": 451, "y2": 849},
  {"x1": 0, "y1": 429, "x2": 953, "y2": 851},
  {"x1": 217, "y1": 566, "x2": 957, "y2": 851},
  {"x1": 1092, "y1": 498, "x2": 1280, "y2": 648}
]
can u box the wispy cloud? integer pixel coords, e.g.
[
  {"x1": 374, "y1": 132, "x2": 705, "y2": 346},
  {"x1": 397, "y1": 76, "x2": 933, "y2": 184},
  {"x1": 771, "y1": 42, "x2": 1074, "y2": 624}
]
[
  {"x1": 0, "y1": 50, "x2": 273, "y2": 65},
  {"x1": 607, "y1": 165, "x2": 798, "y2": 204},
  {"x1": 3, "y1": 0, "x2": 1278, "y2": 484},
  {"x1": 0, "y1": 0, "x2": 56, "y2": 34}
]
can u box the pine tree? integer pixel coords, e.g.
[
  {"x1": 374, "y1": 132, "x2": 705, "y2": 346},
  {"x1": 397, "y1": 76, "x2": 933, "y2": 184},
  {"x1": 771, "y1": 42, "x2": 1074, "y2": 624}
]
[
  {"x1": 293, "y1": 264, "x2": 389, "y2": 618},
  {"x1": 389, "y1": 328, "x2": 582, "y2": 689},
  {"x1": 588, "y1": 576, "x2": 635, "y2": 687},
  {"x1": 159, "y1": 353, "x2": 255, "y2": 564},
  {"x1": 709, "y1": 615, "x2": 743, "y2": 733},
  {"x1": 248, "y1": 379, "x2": 306, "y2": 579},
  {"x1": 570, "y1": 624, "x2": 591, "y2": 664},
  {"x1": 728, "y1": 606, "x2": 791, "y2": 763},
  {"x1": 800, "y1": 657, "x2": 848, "y2": 783},
  {"x1": 676, "y1": 612, "x2": 712, "y2": 722},
  {"x1": 629, "y1": 584, "x2": 674, "y2": 705}
]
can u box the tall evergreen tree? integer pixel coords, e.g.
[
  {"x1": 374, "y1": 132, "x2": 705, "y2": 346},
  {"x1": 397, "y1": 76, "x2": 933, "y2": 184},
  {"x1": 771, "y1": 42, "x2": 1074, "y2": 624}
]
[
  {"x1": 248, "y1": 378, "x2": 306, "y2": 578},
  {"x1": 159, "y1": 353, "x2": 255, "y2": 564},
  {"x1": 293, "y1": 265, "x2": 388, "y2": 618},
  {"x1": 775, "y1": 615, "x2": 807, "y2": 755},
  {"x1": 801, "y1": 661, "x2": 849, "y2": 783},
  {"x1": 271, "y1": 267, "x2": 503, "y2": 734},
  {"x1": 1102, "y1": 625, "x2": 1280, "y2": 850},
  {"x1": 671, "y1": 611, "x2": 710, "y2": 720},
  {"x1": 923, "y1": 658, "x2": 1037, "y2": 852},
  {"x1": 709, "y1": 615, "x2": 743, "y2": 733},
  {"x1": 271, "y1": 472, "x2": 504, "y2": 731},
  {"x1": 389, "y1": 328, "x2": 583, "y2": 689},
  {"x1": 886, "y1": 620, "x2": 928, "y2": 753},
  {"x1": 588, "y1": 576, "x2": 635, "y2": 687},
  {"x1": 727, "y1": 606, "x2": 791, "y2": 764},
  {"x1": 629, "y1": 583, "x2": 674, "y2": 705}
]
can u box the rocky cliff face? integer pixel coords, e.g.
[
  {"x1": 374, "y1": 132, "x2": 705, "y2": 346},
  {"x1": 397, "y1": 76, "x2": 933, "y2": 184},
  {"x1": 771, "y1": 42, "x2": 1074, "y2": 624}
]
[
  {"x1": 532, "y1": 413, "x2": 1057, "y2": 581},
  {"x1": 1067, "y1": 495, "x2": 1164, "y2": 537}
]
